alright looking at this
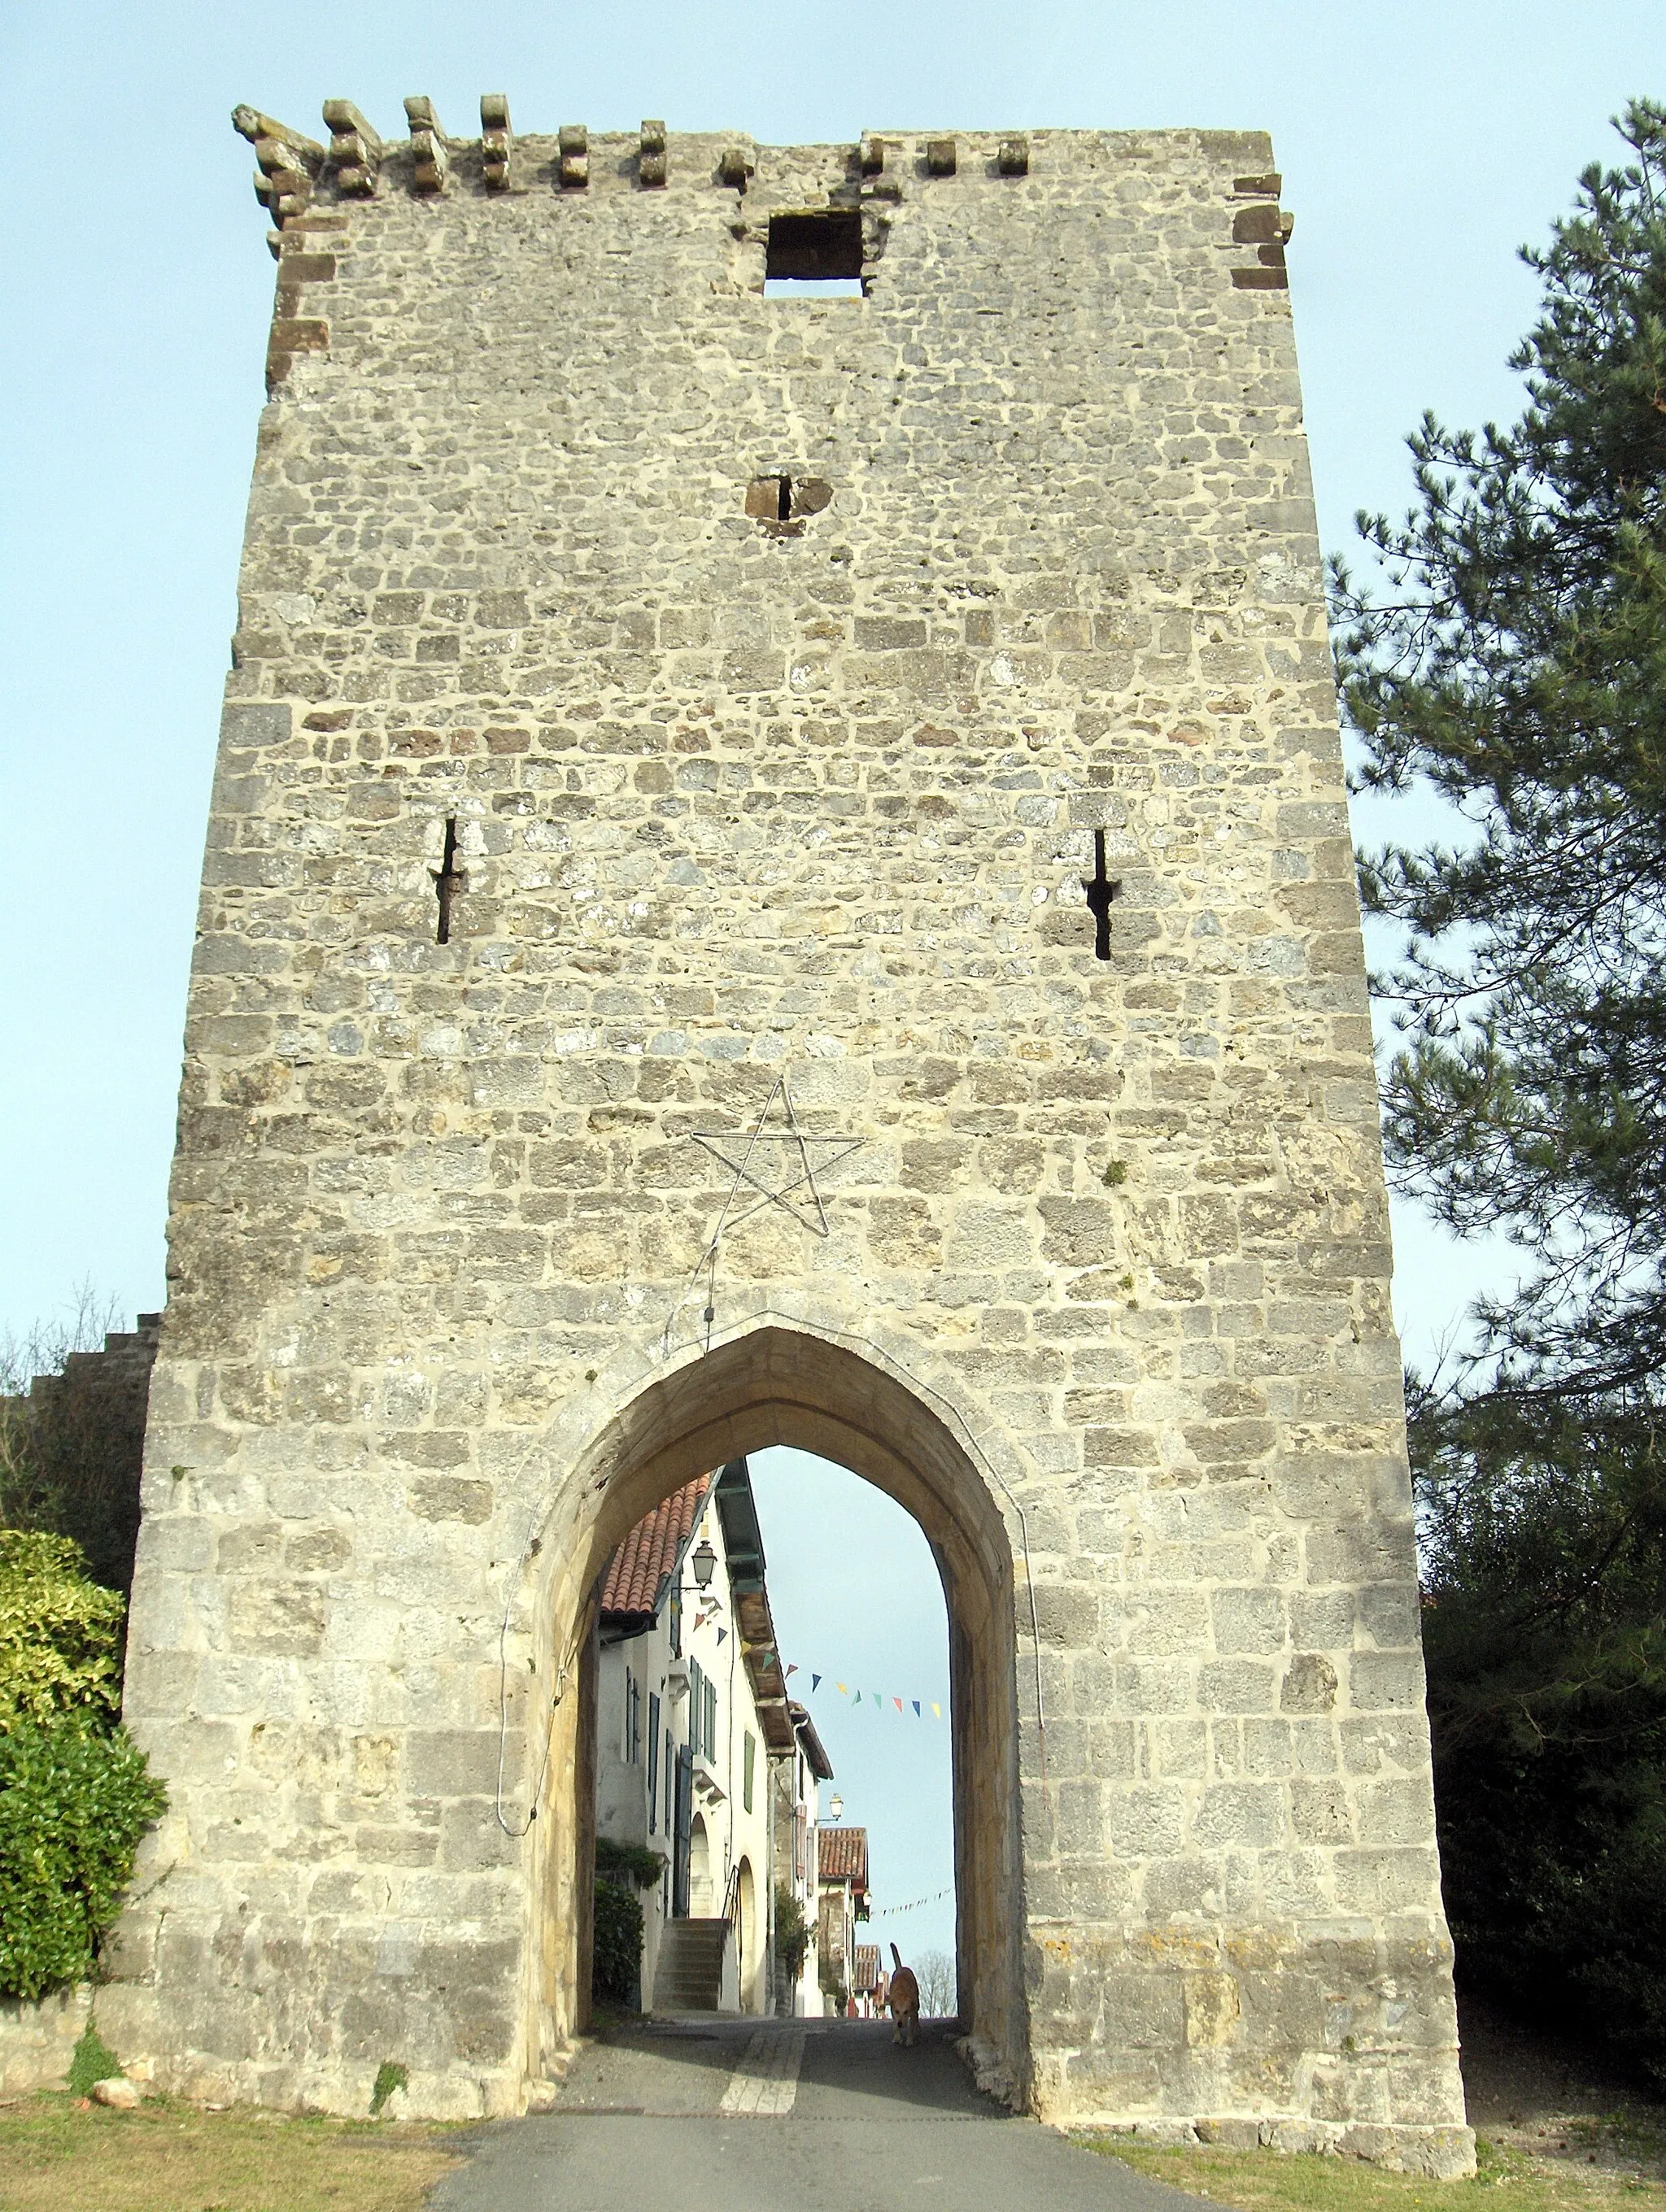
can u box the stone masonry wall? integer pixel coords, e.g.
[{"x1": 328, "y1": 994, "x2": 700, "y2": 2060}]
[{"x1": 105, "y1": 115, "x2": 1471, "y2": 2168}]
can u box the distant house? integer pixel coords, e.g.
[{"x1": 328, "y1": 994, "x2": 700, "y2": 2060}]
[
  {"x1": 851, "y1": 1942, "x2": 888, "y2": 2019},
  {"x1": 772, "y1": 1699, "x2": 833, "y2": 2015},
  {"x1": 595, "y1": 1457, "x2": 807, "y2": 2016},
  {"x1": 817, "y1": 1824, "x2": 870, "y2": 2014}
]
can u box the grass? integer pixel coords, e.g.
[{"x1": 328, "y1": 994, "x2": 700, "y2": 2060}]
[
  {"x1": 0, "y1": 2091, "x2": 469, "y2": 2212},
  {"x1": 1077, "y1": 2135, "x2": 1666, "y2": 2212}
]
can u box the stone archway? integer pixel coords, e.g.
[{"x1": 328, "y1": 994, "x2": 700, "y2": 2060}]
[{"x1": 517, "y1": 1322, "x2": 1027, "y2": 2096}]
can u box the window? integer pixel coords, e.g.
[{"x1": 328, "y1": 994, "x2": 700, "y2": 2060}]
[
  {"x1": 664, "y1": 1727, "x2": 675, "y2": 1836},
  {"x1": 689, "y1": 1657, "x2": 704, "y2": 1752},
  {"x1": 765, "y1": 208, "x2": 864, "y2": 299},
  {"x1": 624, "y1": 1667, "x2": 641, "y2": 1765},
  {"x1": 669, "y1": 1580, "x2": 682, "y2": 1657},
  {"x1": 704, "y1": 1675, "x2": 718, "y2": 1761},
  {"x1": 647, "y1": 1693, "x2": 661, "y2": 1830},
  {"x1": 743, "y1": 1731, "x2": 756, "y2": 1814}
]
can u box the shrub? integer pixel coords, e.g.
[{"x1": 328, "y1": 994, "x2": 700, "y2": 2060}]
[
  {"x1": 0, "y1": 1531, "x2": 125, "y2": 1731},
  {"x1": 595, "y1": 1835, "x2": 664, "y2": 1891},
  {"x1": 774, "y1": 1884, "x2": 809, "y2": 1978},
  {"x1": 66, "y1": 2016, "x2": 122, "y2": 2093},
  {"x1": 0, "y1": 1719, "x2": 167, "y2": 1999},
  {"x1": 591, "y1": 1878, "x2": 643, "y2": 2005},
  {"x1": 370, "y1": 2059, "x2": 408, "y2": 2116}
]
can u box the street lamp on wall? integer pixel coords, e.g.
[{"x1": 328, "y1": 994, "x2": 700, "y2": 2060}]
[
  {"x1": 828, "y1": 1793, "x2": 844, "y2": 1823},
  {"x1": 691, "y1": 1537, "x2": 717, "y2": 1590}
]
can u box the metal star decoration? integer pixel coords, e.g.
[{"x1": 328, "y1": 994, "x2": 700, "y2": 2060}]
[{"x1": 689, "y1": 1074, "x2": 865, "y2": 1251}]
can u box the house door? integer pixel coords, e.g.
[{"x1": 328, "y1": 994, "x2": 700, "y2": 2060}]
[{"x1": 672, "y1": 1744, "x2": 693, "y2": 1918}]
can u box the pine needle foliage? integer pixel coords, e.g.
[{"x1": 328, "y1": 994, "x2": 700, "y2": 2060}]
[
  {"x1": 1333, "y1": 98, "x2": 1666, "y2": 1413},
  {"x1": 1332, "y1": 101, "x2": 1666, "y2": 2084}
]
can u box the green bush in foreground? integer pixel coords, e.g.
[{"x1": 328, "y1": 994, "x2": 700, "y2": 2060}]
[
  {"x1": 0, "y1": 1717, "x2": 166, "y2": 1999},
  {"x1": 0, "y1": 1531, "x2": 124, "y2": 1731},
  {"x1": 591, "y1": 1879, "x2": 644, "y2": 2005}
]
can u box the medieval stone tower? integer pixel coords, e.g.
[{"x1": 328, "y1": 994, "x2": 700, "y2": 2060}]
[{"x1": 103, "y1": 102, "x2": 1472, "y2": 2171}]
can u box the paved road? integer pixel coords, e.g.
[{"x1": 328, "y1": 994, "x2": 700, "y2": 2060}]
[{"x1": 432, "y1": 2017, "x2": 1210, "y2": 2212}]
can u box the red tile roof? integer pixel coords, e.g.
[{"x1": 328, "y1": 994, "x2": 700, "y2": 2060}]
[
  {"x1": 818, "y1": 1825, "x2": 869, "y2": 1889},
  {"x1": 600, "y1": 1475, "x2": 712, "y2": 1625}
]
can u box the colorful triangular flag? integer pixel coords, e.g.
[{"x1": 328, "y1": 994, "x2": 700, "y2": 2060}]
[
  {"x1": 894, "y1": 1697, "x2": 904, "y2": 1713},
  {"x1": 835, "y1": 1682, "x2": 847, "y2": 1696},
  {"x1": 787, "y1": 1665, "x2": 798, "y2": 1678},
  {"x1": 813, "y1": 1673, "x2": 822, "y2": 1692},
  {"x1": 931, "y1": 1702, "x2": 941, "y2": 1718},
  {"x1": 913, "y1": 1700, "x2": 921, "y2": 1717},
  {"x1": 853, "y1": 1691, "x2": 861, "y2": 1705},
  {"x1": 716, "y1": 1627, "x2": 726, "y2": 1644}
]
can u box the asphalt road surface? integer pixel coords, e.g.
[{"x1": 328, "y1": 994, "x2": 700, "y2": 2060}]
[{"x1": 432, "y1": 2017, "x2": 1211, "y2": 2212}]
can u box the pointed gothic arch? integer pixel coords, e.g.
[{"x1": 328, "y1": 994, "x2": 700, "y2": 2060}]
[{"x1": 513, "y1": 1322, "x2": 1029, "y2": 2096}]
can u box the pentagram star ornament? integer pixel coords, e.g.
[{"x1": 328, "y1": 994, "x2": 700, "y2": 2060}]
[{"x1": 689, "y1": 1074, "x2": 865, "y2": 1252}]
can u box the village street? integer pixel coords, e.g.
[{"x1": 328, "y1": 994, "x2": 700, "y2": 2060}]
[{"x1": 432, "y1": 2018, "x2": 1209, "y2": 2212}]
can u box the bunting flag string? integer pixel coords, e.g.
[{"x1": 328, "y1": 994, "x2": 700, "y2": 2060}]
[
  {"x1": 792, "y1": 1674, "x2": 945, "y2": 1721},
  {"x1": 688, "y1": 1629, "x2": 942, "y2": 1717},
  {"x1": 873, "y1": 1885, "x2": 955, "y2": 1917}
]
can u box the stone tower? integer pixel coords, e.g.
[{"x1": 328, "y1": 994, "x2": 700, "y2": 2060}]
[{"x1": 105, "y1": 103, "x2": 1472, "y2": 2171}]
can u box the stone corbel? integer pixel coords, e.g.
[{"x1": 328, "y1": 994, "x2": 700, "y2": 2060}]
[
  {"x1": 925, "y1": 137, "x2": 957, "y2": 176},
  {"x1": 718, "y1": 143, "x2": 754, "y2": 190},
  {"x1": 322, "y1": 99, "x2": 383, "y2": 197},
  {"x1": 1230, "y1": 173, "x2": 1293, "y2": 290},
  {"x1": 997, "y1": 135, "x2": 1029, "y2": 176},
  {"x1": 404, "y1": 97, "x2": 450, "y2": 194},
  {"x1": 233, "y1": 105, "x2": 324, "y2": 225},
  {"x1": 481, "y1": 95, "x2": 512, "y2": 191},
  {"x1": 639, "y1": 120, "x2": 667, "y2": 188},
  {"x1": 558, "y1": 124, "x2": 589, "y2": 189}
]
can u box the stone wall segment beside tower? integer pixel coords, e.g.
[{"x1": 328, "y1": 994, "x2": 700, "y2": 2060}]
[{"x1": 103, "y1": 118, "x2": 1472, "y2": 2169}]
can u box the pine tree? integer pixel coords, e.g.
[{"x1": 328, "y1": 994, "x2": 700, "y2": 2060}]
[
  {"x1": 1332, "y1": 99, "x2": 1666, "y2": 2083},
  {"x1": 1334, "y1": 97, "x2": 1666, "y2": 1422}
]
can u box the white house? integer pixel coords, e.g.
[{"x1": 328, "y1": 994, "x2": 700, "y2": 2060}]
[
  {"x1": 817, "y1": 1825, "x2": 871, "y2": 2017},
  {"x1": 771, "y1": 1698, "x2": 834, "y2": 2015},
  {"x1": 595, "y1": 1458, "x2": 800, "y2": 2014}
]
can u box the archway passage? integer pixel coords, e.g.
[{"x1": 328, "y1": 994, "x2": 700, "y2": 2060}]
[{"x1": 523, "y1": 1326, "x2": 1027, "y2": 2095}]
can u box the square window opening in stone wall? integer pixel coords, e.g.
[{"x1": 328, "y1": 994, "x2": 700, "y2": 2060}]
[{"x1": 765, "y1": 209, "x2": 865, "y2": 299}]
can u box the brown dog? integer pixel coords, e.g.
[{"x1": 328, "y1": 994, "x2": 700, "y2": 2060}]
[{"x1": 888, "y1": 1943, "x2": 920, "y2": 2046}]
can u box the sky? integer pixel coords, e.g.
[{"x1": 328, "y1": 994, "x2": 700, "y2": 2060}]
[
  {"x1": 5, "y1": 2, "x2": 1658, "y2": 1367},
  {"x1": 748, "y1": 1448, "x2": 957, "y2": 1967},
  {"x1": 1, "y1": 0, "x2": 1659, "y2": 1962}
]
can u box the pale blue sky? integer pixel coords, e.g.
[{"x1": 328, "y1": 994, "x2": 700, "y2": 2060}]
[
  {"x1": 748, "y1": 1449, "x2": 956, "y2": 1967},
  {"x1": 2, "y1": 0, "x2": 1658, "y2": 1950},
  {"x1": 5, "y1": 2, "x2": 1655, "y2": 1364}
]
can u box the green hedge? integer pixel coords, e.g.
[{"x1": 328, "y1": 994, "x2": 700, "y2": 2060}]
[
  {"x1": 0, "y1": 1531, "x2": 125, "y2": 1730},
  {"x1": 0, "y1": 1527, "x2": 165, "y2": 2001},
  {"x1": 0, "y1": 1717, "x2": 166, "y2": 1998},
  {"x1": 592, "y1": 1877, "x2": 643, "y2": 2006}
]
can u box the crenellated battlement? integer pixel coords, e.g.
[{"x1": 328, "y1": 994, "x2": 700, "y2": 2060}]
[
  {"x1": 237, "y1": 104, "x2": 1294, "y2": 393},
  {"x1": 234, "y1": 102, "x2": 1291, "y2": 268}
]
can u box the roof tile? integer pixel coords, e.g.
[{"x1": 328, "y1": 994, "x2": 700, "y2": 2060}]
[
  {"x1": 600, "y1": 1474, "x2": 712, "y2": 1623},
  {"x1": 818, "y1": 1825, "x2": 869, "y2": 1888}
]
